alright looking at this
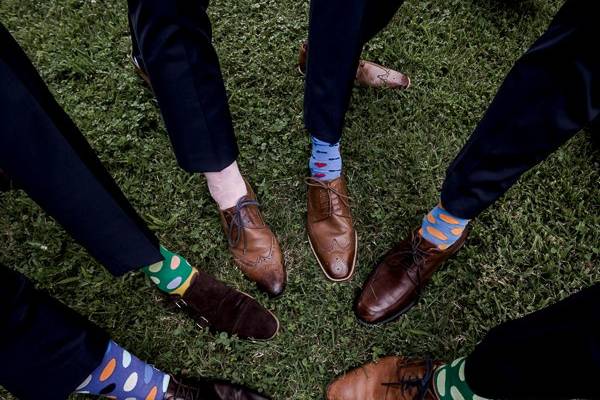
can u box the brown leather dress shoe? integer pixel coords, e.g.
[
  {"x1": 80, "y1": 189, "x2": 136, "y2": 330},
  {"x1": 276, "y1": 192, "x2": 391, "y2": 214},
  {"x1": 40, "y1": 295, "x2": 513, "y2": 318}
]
[
  {"x1": 327, "y1": 356, "x2": 441, "y2": 400},
  {"x1": 297, "y1": 41, "x2": 411, "y2": 90},
  {"x1": 169, "y1": 270, "x2": 279, "y2": 340},
  {"x1": 166, "y1": 376, "x2": 271, "y2": 400},
  {"x1": 219, "y1": 181, "x2": 286, "y2": 297},
  {"x1": 306, "y1": 177, "x2": 357, "y2": 281},
  {"x1": 356, "y1": 227, "x2": 469, "y2": 324}
]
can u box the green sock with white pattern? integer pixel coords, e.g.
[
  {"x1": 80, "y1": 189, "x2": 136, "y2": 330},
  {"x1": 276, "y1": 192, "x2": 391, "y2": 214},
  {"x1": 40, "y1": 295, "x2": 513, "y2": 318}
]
[
  {"x1": 143, "y1": 246, "x2": 197, "y2": 295},
  {"x1": 433, "y1": 357, "x2": 489, "y2": 400}
]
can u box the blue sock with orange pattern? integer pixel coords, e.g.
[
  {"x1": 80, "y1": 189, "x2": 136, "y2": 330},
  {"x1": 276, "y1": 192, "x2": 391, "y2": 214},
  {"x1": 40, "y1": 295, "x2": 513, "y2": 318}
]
[{"x1": 420, "y1": 204, "x2": 470, "y2": 250}]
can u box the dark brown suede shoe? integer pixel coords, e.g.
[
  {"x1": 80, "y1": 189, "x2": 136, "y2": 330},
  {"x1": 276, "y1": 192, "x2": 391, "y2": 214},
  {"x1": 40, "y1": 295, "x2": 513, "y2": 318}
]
[
  {"x1": 356, "y1": 227, "x2": 469, "y2": 324},
  {"x1": 297, "y1": 41, "x2": 411, "y2": 89},
  {"x1": 219, "y1": 180, "x2": 286, "y2": 297},
  {"x1": 169, "y1": 270, "x2": 279, "y2": 340},
  {"x1": 306, "y1": 177, "x2": 357, "y2": 282},
  {"x1": 166, "y1": 376, "x2": 271, "y2": 400},
  {"x1": 327, "y1": 356, "x2": 441, "y2": 400}
]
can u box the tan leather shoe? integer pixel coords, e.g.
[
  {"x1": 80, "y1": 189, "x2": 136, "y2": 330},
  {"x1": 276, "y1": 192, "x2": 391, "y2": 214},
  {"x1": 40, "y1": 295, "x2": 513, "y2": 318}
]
[
  {"x1": 356, "y1": 60, "x2": 411, "y2": 89},
  {"x1": 220, "y1": 180, "x2": 286, "y2": 297},
  {"x1": 356, "y1": 227, "x2": 469, "y2": 324},
  {"x1": 306, "y1": 177, "x2": 357, "y2": 281},
  {"x1": 297, "y1": 41, "x2": 410, "y2": 89},
  {"x1": 327, "y1": 356, "x2": 441, "y2": 400},
  {"x1": 169, "y1": 270, "x2": 279, "y2": 340},
  {"x1": 166, "y1": 375, "x2": 271, "y2": 400}
]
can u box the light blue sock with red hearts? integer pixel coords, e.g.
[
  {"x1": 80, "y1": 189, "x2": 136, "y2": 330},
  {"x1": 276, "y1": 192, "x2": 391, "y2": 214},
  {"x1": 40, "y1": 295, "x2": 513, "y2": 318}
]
[{"x1": 309, "y1": 136, "x2": 342, "y2": 180}]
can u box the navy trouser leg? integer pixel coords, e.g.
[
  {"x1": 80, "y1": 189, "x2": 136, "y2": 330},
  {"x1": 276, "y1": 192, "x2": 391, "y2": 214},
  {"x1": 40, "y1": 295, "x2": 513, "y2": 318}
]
[
  {"x1": 441, "y1": 0, "x2": 600, "y2": 219},
  {"x1": 128, "y1": 0, "x2": 238, "y2": 172},
  {"x1": 465, "y1": 284, "x2": 600, "y2": 399},
  {"x1": 0, "y1": 265, "x2": 109, "y2": 400},
  {"x1": 304, "y1": 0, "x2": 405, "y2": 143},
  {"x1": 0, "y1": 23, "x2": 162, "y2": 276}
]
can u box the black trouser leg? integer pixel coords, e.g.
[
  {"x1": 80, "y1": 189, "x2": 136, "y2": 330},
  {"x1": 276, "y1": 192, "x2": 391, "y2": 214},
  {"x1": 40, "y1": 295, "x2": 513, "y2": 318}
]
[
  {"x1": 304, "y1": 0, "x2": 405, "y2": 143},
  {"x1": 465, "y1": 284, "x2": 600, "y2": 399},
  {"x1": 441, "y1": 0, "x2": 600, "y2": 219},
  {"x1": 0, "y1": 23, "x2": 162, "y2": 275},
  {"x1": 0, "y1": 265, "x2": 109, "y2": 400},
  {"x1": 127, "y1": 0, "x2": 238, "y2": 172},
  {"x1": 360, "y1": 0, "x2": 405, "y2": 44}
]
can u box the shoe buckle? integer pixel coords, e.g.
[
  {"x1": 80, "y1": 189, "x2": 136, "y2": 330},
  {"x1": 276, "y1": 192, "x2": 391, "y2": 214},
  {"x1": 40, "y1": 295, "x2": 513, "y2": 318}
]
[
  {"x1": 195, "y1": 316, "x2": 209, "y2": 329},
  {"x1": 174, "y1": 298, "x2": 188, "y2": 309}
]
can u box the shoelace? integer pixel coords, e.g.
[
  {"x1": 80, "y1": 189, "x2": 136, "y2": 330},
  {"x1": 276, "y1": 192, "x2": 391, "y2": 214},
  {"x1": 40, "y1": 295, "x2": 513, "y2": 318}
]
[
  {"x1": 305, "y1": 177, "x2": 351, "y2": 217},
  {"x1": 382, "y1": 358, "x2": 435, "y2": 400},
  {"x1": 227, "y1": 197, "x2": 260, "y2": 249},
  {"x1": 386, "y1": 232, "x2": 434, "y2": 297}
]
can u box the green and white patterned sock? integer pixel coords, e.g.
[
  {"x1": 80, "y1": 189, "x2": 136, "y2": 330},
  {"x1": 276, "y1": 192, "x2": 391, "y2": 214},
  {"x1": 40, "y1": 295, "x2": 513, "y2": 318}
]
[
  {"x1": 433, "y1": 357, "x2": 489, "y2": 400},
  {"x1": 143, "y1": 246, "x2": 196, "y2": 295}
]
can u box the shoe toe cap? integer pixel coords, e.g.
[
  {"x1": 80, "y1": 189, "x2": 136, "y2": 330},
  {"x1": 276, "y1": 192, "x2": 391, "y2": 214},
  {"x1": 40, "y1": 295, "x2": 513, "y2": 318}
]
[
  {"x1": 326, "y1": 375, "x2": 361, "y2": 400},
  {"x1": 236, "y1": 299, "x2": 280, "y2": 340},
  {"x1": 257, "y1": 266, "x2": 287, "y2": 297}
]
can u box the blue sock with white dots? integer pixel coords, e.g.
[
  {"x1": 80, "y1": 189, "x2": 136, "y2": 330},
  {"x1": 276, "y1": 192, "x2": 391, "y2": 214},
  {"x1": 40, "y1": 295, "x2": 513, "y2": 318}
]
[{"x1": 75, "y1": 340, "x2": 170, "y2": 400}]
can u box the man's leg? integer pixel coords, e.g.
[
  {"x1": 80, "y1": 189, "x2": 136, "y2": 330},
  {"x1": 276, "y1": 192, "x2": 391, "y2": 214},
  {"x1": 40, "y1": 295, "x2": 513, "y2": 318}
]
[
  {"x1": 461, "y1": 284, "x2": 600, "y2": 399},
  {"x1": 441, "y1": 0, "x2": 600, "y2": 219},
  {"x1": 326, "y1": 285, "x2": 600, "y2": 400},
  {"x1": 303, "y1": 0, "x2": 406, "y2": 282},
  {"x1": 127, "y1": 0, "x2": 237, "y2": 173},
  {"x1": 0, "y1": 22, "x2": 161, "y2": 276},
  {"x1": 304, "y1": 0, "x2": 406, "y2": 141},
  {"x1": 0, "y1": 266, "x2": 271, "y2": 400},
  {"x1": 127, "y1": 0, "x2": 286, "y2": 297},
  {"x1": 0, "y1": 24, "x2": 280, "y2": 340},
  {"x1": 355, "y1": 0, "x2": 600, "y2": 325},
  {"x1": 0, "y1": 265, "x2": 109, "y2": 400}
]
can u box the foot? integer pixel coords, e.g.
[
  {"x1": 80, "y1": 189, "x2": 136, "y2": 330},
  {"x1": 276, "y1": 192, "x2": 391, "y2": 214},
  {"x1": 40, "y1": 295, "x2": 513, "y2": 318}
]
[
  {"x1": 306, "y1": 176, "x2": 357, "y2": 281},
  {"x1": 169, "y1": 269, "x2": 279, "y2": 340},
  {"x1": 166, "y1": 376, "x2": 271, "y2": 400},
  {"x1": 219, "y1": 180, "x2": 286, "y2": 297},
  {"x1": 355, "y1": 227, "x2": 469, "y2": 324},
  {"x1": 327, "y1": 356, "x2": 441, "y2": 400},
  {"x1": 297, "y1": 41, "x2": 411, "y2": 89}
]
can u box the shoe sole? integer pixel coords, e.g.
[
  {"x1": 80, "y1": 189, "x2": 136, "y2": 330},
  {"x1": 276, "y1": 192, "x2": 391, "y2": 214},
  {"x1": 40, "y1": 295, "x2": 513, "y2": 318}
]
[
  {"x1": 237, "y1": 289, "x2": 281, "y2": 341},
  {"x1": 356, "y1": 298, "x2": 418, "y2": 327},
  {"x1": 307, "y1": 231, "x2": 358, "y2": 282}
]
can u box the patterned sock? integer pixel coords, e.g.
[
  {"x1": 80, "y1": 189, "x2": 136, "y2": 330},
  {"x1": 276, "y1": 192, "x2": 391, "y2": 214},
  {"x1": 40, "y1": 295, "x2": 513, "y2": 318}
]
[
  {"x1": 309, "y1": 136, "x2": 342, "y2": 180},
  {"x1": 433, "y1": 357, "x2": 489, "y2": 400},
  {"x1": 75, "y1": 340, "x2": 170, "y2": 400},
  {"x1": 143, "y1": 246, "x2": 197, "y2": 296},
  {"x1": 420, "y1": 204, "x2": 470, "y2": 250}
]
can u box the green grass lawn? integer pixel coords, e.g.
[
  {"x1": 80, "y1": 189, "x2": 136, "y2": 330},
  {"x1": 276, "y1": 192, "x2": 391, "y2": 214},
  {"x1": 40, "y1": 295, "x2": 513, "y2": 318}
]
[{"x1": 1, "y1": 0, "x2": 598, "y2": 399}]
